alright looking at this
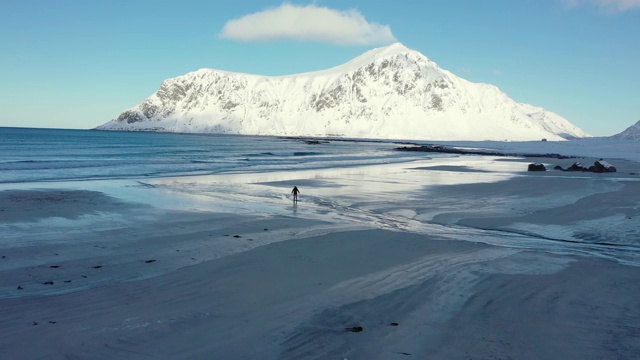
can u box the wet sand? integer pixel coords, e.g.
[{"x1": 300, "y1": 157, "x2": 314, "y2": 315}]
[{"x1": 1, "y1": 154, "x2": 639, "y2": 359}]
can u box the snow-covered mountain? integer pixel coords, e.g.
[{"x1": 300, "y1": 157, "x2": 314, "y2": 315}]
[
  {"x1": 97, "y1": 43, "x2": 589, "y2": 141},
  {"x1": 611, "y1": 120, "x2": 640, "y2": 140}
]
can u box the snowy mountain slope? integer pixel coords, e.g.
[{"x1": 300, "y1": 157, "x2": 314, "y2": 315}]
[
  {"x1": 611, "y1": 120, "x2": 640, "y2": 140},
  {"x1": 97, "y1": 43, "x2": 590, "y2": 141}
]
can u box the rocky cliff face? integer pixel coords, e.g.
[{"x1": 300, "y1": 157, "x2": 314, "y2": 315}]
[
  {"x1": 611, "y1": 120, "x2": 640, "y2": 140},
  {"x1": 97, "y1": 43, "x2": 589, "y2": 141}
]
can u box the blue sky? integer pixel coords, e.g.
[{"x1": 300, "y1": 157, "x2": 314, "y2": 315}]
[{"x1": 0, "y1": 0, "x2": 638, "y2": 136}]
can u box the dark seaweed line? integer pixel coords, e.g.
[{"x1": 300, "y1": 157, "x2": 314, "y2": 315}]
[{"x1": 396, "y1": 145, "x2": 576, "y2": 159}]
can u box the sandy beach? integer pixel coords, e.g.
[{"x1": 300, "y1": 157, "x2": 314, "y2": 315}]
[{"x1": 1, "y1": 150, "x2": 639, "y2": 359}]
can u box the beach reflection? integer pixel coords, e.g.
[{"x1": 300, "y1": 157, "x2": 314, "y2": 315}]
[
  {"x1": 141, "y1": 156, "x2": 519, "y2": 228},
  {"x1": 153, "y1": 155, "x2": 515, "y2": 194}
]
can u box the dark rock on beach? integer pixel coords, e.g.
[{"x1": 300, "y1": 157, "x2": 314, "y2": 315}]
[
  {"x1": 591, "y1": 159, "x2": 617, "y2": 173},
  {"x1": 528, "y1": 163, "x2": 546, "y2": 171},
  {"x1": 565, "y1": 162, "x2": 590, "y2": 171}
]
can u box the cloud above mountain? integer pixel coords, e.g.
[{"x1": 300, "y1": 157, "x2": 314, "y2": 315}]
[{"x1": 219, "y1": 3, "x2": 396, "y2": 45}]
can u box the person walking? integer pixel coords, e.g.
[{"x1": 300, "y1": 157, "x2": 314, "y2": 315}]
[{"x1": 291, "y1": 186, "x2": 300, "y2": 202}]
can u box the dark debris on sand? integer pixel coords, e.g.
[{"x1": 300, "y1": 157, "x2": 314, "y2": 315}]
[{"x1": 345, "y1": 326, "x2": 364, "y2": 333}]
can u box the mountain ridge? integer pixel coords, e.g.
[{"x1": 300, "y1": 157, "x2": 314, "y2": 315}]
[
  {"x1": 97, "y1": 43, "x2": 590, "y2": 141},
  {"x1": 611, "y1": 120, "x2": 640, "y2": 140}
]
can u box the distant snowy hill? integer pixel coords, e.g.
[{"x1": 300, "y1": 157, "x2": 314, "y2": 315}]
[
  {"x1": 97, "y1": 43, "x2": 589, "y2": 141},
  {"x1": 611, "y1": 120, "x2": 640, "y2": 140}
]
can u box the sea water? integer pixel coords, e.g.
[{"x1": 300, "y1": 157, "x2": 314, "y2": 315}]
[{"x1": 0, "y1": 127, "x2": 415, "y2": 184}]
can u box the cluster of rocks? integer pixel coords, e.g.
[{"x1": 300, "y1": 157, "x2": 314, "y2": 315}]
[
  {"x1": 392, "y1": 144, "x2": 620, "y2": 174},
  {"x1": 528, "y1": 159, "x2": 617, "y2": 173}
]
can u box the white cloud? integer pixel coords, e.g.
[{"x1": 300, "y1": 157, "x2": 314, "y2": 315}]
[
  {"x1": 563, "y1": 0, "x2": 640, "y2": 12},
  {"x1": 597, "y1": 0, "x2": 640, "y2": 11},
  {"x1": 219, "y1": 3, "x2": 396, "y2": 45}
]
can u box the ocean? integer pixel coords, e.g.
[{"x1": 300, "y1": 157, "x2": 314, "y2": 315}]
[{"x1": 0, "y1": 127, "x2": 415, "y2": 184}]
